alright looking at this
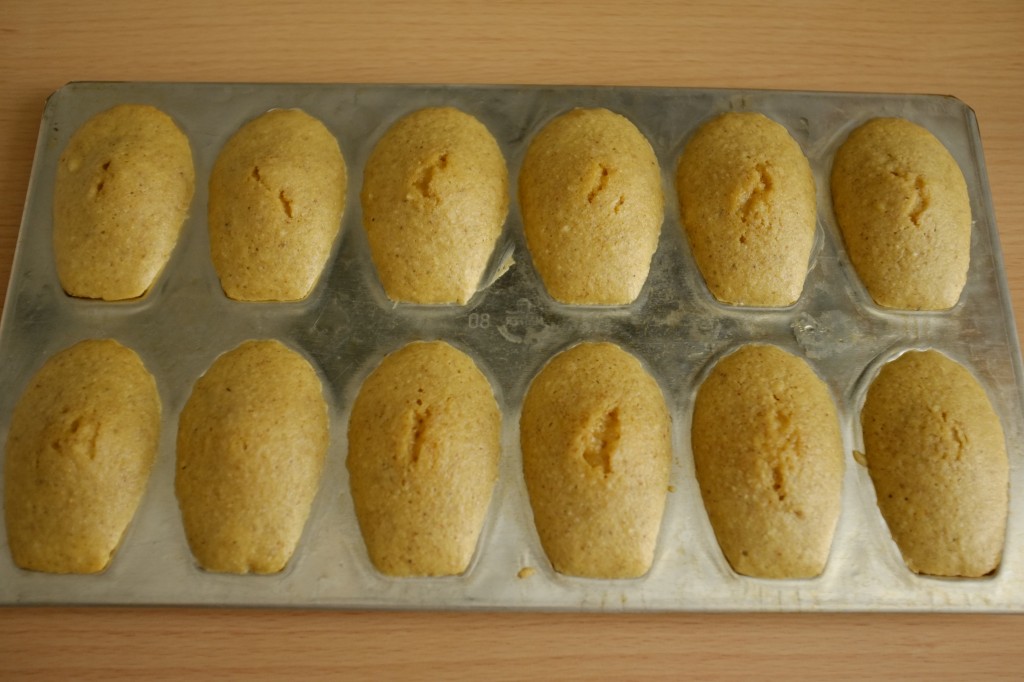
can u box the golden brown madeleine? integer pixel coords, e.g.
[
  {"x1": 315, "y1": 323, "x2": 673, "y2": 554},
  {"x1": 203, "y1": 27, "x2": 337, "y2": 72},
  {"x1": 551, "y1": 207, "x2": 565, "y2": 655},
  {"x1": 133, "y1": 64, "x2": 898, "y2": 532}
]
[
  {"x1": 677, "y1": 112, "x2": 816, "y2": 306},
  {"x1": 54, "y1": 104, "x2": 195, "y2": 300},
  {"x1": 361, "y1": 107, "x2": 508, "y2": 304},
  {"x1": 691, "y1": 345, "x2": 844, "y2": 578},
  {"x1": 862, "y1": 350, "x2": 1008, "y2": 577},
  {"x1": 519, "y1": 108, "x2": 663, "y2": 305},
  {"x1": 347, "y1": 341, "x2": 501, "y2": 576},
  {"x1": 175, "y1": 340, "x2": 328, "y2": 574},
  {"x1": 208, "y1": 109, "x2": 347, "y2": 301},
  {"x1": 831, "y1": 117, "x2": 971, "y2": 310},
  {"x1": 5, "y1": 339, "x2": 160, "y2": 573},
  {"x1": 521, "y1": 342, "x2": 671, "y2": 578}
]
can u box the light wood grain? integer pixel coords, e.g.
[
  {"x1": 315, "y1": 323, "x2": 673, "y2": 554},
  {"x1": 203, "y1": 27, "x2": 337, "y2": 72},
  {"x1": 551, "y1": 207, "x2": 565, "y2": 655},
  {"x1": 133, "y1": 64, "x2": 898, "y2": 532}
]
[
  {"x1": 1, "y1": 609, "x2": 1022, "y2": 680},
  {"x1": 2, "y1": 1, "x2": 1024, "y2": 678}
]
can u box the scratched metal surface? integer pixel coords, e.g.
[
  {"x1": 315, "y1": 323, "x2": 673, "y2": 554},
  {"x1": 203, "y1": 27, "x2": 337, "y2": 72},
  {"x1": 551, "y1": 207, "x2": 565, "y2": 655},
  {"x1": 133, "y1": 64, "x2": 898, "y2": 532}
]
[{"x1": 0, "y1": 82, "x2": 1020, "y2": 610}]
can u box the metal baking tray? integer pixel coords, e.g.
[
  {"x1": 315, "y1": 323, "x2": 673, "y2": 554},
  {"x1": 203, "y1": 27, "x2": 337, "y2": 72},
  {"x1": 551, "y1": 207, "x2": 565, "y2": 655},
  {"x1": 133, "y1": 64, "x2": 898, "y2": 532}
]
[{"x1": 1, "y1": 82, "x2": 1021, "y2": 611}]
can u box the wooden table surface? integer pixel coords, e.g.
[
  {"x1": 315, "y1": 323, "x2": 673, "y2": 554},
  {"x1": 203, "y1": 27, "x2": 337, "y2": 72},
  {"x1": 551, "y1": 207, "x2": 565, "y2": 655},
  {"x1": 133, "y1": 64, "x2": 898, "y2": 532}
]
[{"x1": 2, "y1": 1, "x2": 1023, "y2": 678}]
